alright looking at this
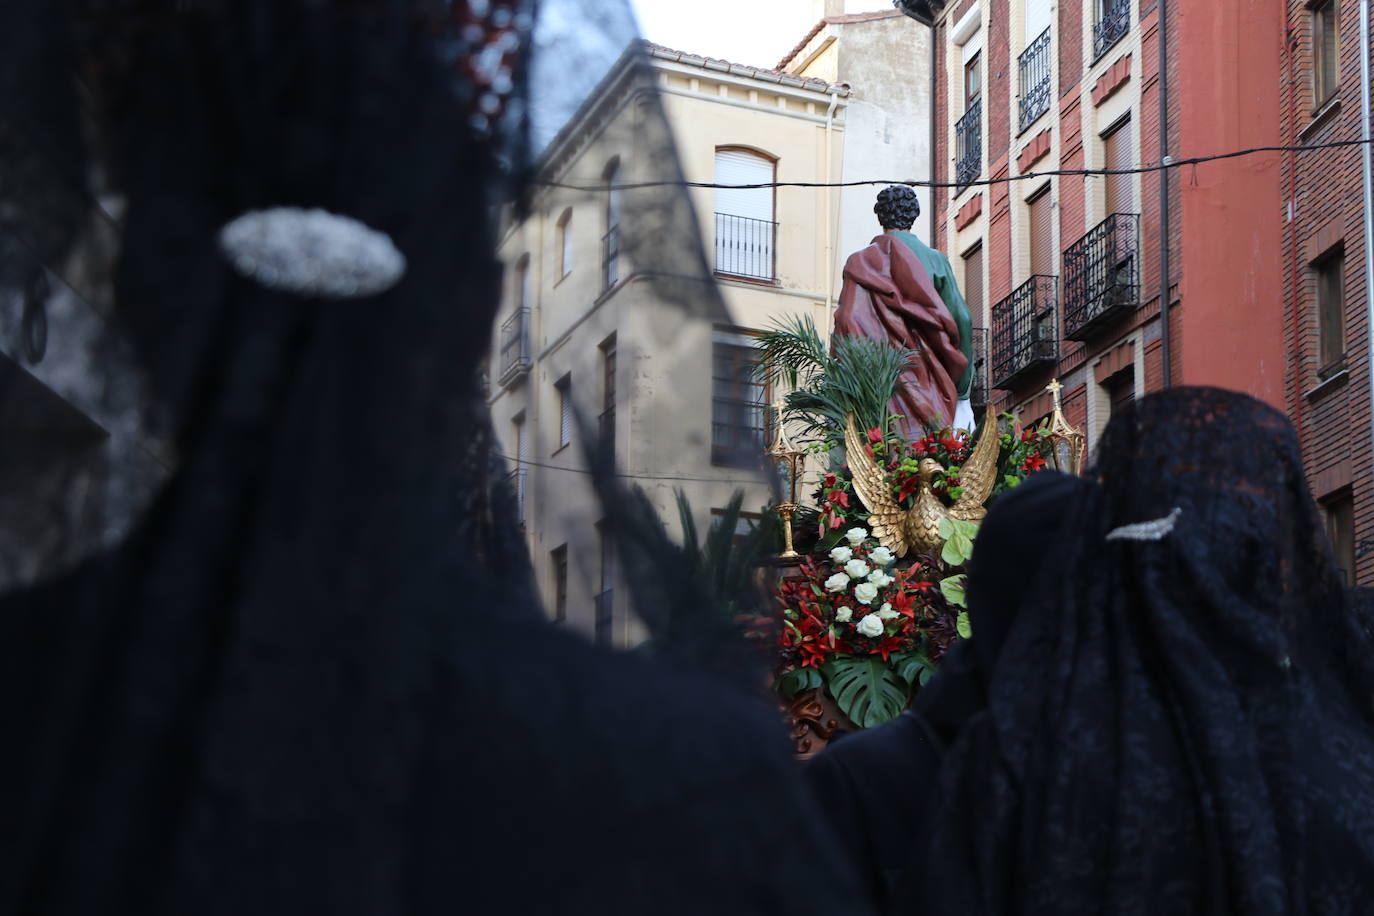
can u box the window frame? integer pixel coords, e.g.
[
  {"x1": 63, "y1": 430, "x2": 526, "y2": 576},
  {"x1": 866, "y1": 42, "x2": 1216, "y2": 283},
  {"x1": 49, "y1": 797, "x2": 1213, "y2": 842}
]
[
  {"x1": 964, "y1": 52, "x2": 982, "y2": 111},
  {"x1": 710, "y1": 329, "x2": 770, "y2": 469},
  {"x1": 1311, "y1": 0, "x2": 1340, "y2": 107},
  {"x1": 1314, "y1": 245, "x2": 1346, "y2": 378},
  {"x1": 550, "y1": 544, "x2": 568, "y2": 623},
  {"x1": 555, "y1": 374, "x2": 572, "y2": 452}
]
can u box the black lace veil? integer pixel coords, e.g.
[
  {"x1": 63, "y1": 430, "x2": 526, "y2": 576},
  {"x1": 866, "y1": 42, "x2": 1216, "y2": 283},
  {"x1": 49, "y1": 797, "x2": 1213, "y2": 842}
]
[
  {"x1": 900, "y1": 387, "x2": 1374, "y2": 914},
  {"x1": 0, "y1": 2, "x2": 857, "y2": 912}
]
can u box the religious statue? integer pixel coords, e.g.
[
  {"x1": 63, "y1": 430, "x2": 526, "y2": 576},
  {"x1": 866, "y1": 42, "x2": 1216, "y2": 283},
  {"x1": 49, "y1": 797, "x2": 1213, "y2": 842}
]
[{"x1": 833, "y1": 185, "x2": 975, "y2": 438}]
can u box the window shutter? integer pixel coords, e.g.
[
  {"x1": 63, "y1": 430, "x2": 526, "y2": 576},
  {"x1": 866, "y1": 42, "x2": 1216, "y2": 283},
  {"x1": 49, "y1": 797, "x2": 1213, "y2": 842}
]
[
  {"x1": 1104, "y1": 119, "x2": 1134, "y2": 215},
  {"x1": 963, "y1": 244, "x2": 984, "y2": 324},
  {"x1": 714, "y1": 150, "x2": 774, "y2": 220},
  {"x1": 1028, "y1": 190, "x2": 1053, "y2": 277},
  {"x1": 559, "y1": 381, "x2": 572, "y2": 446},
  {"x1": 560, "y1": 212, "x2": 573, "y2": 275}
]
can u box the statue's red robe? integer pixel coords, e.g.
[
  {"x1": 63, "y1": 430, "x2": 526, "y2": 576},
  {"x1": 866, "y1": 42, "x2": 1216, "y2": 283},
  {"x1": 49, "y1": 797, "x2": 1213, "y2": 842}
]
[{"x1": 834, "y1": 234, "x2": 969, "y2": 440}]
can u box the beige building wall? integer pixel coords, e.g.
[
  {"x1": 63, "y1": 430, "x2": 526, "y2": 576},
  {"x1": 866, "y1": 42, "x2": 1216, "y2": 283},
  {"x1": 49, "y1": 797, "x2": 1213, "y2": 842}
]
[{"x1": 487, "y1": 46, "x2": 851, "y2": 646}]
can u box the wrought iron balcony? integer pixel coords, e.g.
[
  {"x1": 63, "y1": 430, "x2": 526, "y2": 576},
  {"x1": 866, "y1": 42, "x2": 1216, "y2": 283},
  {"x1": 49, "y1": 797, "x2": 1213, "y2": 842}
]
[
  {"x1": 955, "y1": 98, "x2": 983, "y2": 189},
  {"x1": 991, "y1": 276, "x2": 1059, "y2": 390},
  {"x1": 506, "y1": 466, "x2": 527, "y2": 524},
  {"x1": 598, "y1": 405, "x2": 615, "y2": 456},
  {"x1": 1062, "y1": 212, "x2": 1140, "y2": 341},
  {"x1": 594, "y1": 587, "x2": 614, "y2": 645},
  {"x1": 968, "y1": 327, "x2": 989, "y2": 410},
  {"x1": 497, "y1": 307, "x2": 531, "y2": 387},
  {"x1": 714, "y1": 212, "x2": 777, "y2": 282},
  {"x1": 602, "y1": 224, "x2": 620, "y2": 292},
  {"x1": 1093, "y1": 0, "x2": 1130, "y2": 61},
  {"x1": 1018, "y1": 28, "x2": 1052, "y2": 133}
]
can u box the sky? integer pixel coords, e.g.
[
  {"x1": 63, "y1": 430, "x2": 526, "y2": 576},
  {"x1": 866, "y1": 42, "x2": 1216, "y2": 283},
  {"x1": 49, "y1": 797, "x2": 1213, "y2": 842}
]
[{"x1": 628, "y1": 0, "x2": 896, "y2": 70}]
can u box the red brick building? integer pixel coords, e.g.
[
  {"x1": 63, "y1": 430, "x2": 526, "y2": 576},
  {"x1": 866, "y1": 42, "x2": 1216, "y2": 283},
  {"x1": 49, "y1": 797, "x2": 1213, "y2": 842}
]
[
  {"x1": 906, "y1": 0, "x2": 1372, "y2": 577},
  {"x1": 1279, "y1": 0, "x2": 1368, "y2": 584}
]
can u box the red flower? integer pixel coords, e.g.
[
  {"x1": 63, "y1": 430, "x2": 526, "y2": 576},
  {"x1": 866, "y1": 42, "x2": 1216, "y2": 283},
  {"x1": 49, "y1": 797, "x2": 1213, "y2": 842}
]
[
  {"x1": 1022, "y1": 453, "x2": 1047, "y2": 473},
  {"x1": 867, "y1": 427, "x2": 883, "y2": 443},
  {"x1": 823, "y1": 472, "x2": 837, "y2": 487}
]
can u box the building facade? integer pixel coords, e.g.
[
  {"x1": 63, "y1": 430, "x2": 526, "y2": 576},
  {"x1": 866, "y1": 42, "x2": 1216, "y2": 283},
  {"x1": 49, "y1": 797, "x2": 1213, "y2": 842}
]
[
  {"x1": 488, "y1": 10, "x2": 938, "y2": 642},
  {"x1": 1279, "y1": 0, "x2": 1370, "y2": 583},
  {"x1": 919, "y1": 0, "x2": 1362, "y2": 564}
]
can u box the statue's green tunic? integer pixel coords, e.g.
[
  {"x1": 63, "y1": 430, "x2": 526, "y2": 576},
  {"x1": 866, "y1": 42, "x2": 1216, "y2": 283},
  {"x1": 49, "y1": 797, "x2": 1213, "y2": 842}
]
[{"x1": 890, "y1": 231, "x2": 974, "y2": 400}]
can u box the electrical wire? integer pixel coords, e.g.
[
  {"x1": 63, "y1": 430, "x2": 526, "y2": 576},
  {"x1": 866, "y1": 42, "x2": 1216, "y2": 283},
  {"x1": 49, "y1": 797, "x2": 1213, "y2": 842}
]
[
  {"x1": 535, "y1": 136, "x2": 1371, "y2": 193},
  {"x1": 494, "y1": 452, "x2": 782, "y2": 484}
]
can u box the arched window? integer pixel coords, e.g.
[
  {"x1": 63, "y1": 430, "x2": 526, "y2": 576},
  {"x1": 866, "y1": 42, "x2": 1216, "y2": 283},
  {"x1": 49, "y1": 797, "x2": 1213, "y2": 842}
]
[
  {"x1": 556, "y1": 208, "x2": 573, "y2": 278},
  {"x1": 713, "y1": 148, "x2": 776, "y2": 281},
  {"x1": 602, "y1": 159, "x2": 621, "y2": 290}
]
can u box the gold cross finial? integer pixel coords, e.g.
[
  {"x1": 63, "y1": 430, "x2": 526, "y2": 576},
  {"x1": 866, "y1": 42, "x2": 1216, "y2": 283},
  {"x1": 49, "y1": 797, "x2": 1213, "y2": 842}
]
[{"x1": 1046, "y1": 378, "x2": 1064, "y2": 410}]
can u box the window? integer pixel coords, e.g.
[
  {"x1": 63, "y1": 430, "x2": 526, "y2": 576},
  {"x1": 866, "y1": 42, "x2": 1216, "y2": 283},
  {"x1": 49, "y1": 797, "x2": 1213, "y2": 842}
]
[
  {"x1": 963, "y1": 243, "x2": 984, "y2": 323},
  {"x1": 511, "y1": 412, "x2": 527, "y2": 522},
  {"x1": 1313, "y1": 0, "x2": 1340, "y2": 106},
  {"x1": 965, "y1": 52, "x2": 982, "y2": 110},
  {"x1": 714, "y1": 148, "x2": 776, "y2": 281},
  {"x1": 1103, "y1": 366, "x2": 1135, "y2": 419},
  {"x1": 595, "y1": 522, "x2": 613, "y2": 645},
  {"x1": 1103, "y1": 116, "x2": 1135, "y2": 216},
  {"x1": 1325, "y1": 492, "x2": 1356, "y2": 586},
  {"x1": 1315, "y1": 248, "x2": 1346, "y2": 377},
  {"x1": 1094, "y1": 0, "x2": 1130, "y2": 60},
  {"x1": 603, "y1": 160, "x2": 621, "y2": 290},
  {"x1": 550, "y1": 545, "x2": 568, "y2": 623},
  {"x1": 599, "y1": 335, "x2": 616, "y2": 453},
  {"x1": 555, "y1": 374, "x2": 572, "y2": 451},
  {"x1": 711, "y1": 330, "x2": 768, "y2": 468},
  {"x1": 557, "y1": 208, "x2": 573, "y2": 278},
  {"x1": 710, "y1": 508, "x2": 766, "y2": 548},
  {"x1": 1028, "y1": 186, "x2": 1054, "y2": 278}
]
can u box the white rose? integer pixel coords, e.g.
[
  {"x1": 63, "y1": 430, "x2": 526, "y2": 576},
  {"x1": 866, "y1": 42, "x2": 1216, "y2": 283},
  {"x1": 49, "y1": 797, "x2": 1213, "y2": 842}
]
[
  {"x1": 844, "y1": 527, "x2": 870, "y2": 546},
  {"x1": 869, "y1": 546, "x2": 895, "y2": 567},
  {"x1": 866, "y1": 569, "x2": 891, "y2": 587},
  {"x1": 844, "y1": 559, "x2": 870, "y2": 579},
  {"x1": 834, "y1": 607, "x2": 853, "y2": 623},
  {"x1": 856, "y1": 614, "x2": 885, "y2": 638},
  {"x1": 877, "y1": 603, "x2": 899, "y2": 620},
  {"x1": 824, "y1": 572, "x2": 851, "y2": 593},
  {"x1": 853, "y1": 582, "x2": 879, "y2": 605},
  {"x1": 829, "y1": 546, "x2": 853, "y2": 565}
]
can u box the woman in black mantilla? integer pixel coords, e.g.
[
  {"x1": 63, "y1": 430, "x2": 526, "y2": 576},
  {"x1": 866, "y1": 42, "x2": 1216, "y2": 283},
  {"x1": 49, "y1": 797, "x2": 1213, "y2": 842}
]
[
  {"x1": 0, "y1": 2, "x2": 868, "y2": 913},
  {"x1": 892, "y1": 387, "x2": 1374, "y2": 915}
]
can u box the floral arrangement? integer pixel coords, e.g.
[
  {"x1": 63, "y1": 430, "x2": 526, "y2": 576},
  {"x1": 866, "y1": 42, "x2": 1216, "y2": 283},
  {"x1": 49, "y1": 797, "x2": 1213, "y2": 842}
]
[{"x1": 774, "y1": 415, "x2": 1051, "y2": 729}]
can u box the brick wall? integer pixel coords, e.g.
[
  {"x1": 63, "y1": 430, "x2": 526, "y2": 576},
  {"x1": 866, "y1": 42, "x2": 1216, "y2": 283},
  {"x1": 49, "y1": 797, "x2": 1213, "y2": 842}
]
[{"x1": 1281, "y1": 0, "x2": 1372, "y2": 580}]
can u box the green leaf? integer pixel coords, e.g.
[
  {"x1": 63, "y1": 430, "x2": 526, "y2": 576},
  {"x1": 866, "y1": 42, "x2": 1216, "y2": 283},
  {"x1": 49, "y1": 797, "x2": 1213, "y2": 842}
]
[
  {"x1": 940, "y1": 574, "x2": 967, "y2": 608},
  {"x1": 894, "y1": 651, "x2": 935, "y2": 687},
  {"x1": 820, "y1": 655, "x2": 910, "y2": 728},
  {"x1": 956, "y1": 611, "x2": 973, "y2": 639},
  {"x1": 777, "y1": 667, "x2": 823, "y2": 699}
]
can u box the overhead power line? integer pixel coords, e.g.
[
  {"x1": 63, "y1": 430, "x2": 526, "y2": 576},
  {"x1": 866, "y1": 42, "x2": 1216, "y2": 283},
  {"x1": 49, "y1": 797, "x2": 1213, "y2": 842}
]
[
  {"x1": 535, "y1": 136, "x2": 1371, "y2": 193},
  {"x1": 495, "y1": 452, "x2": 780, "y2": 485}
]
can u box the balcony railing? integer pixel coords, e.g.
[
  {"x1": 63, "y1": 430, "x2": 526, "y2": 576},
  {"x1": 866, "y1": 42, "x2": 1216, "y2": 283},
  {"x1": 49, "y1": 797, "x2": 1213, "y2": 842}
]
[
  {"x1": 1062, "y1": 212, "x2": 1140, "y2": 340},
  {"x1": 1093, "y1": 0, "x2": 1130, "y2": 61},
  {"x1": 602, "y1": 224, "x2": 620, "y2": 292},
  {"x1": 1018, "y1": 28, "x2": 1052, "y2": 133},
  {"x1": 506, "y1": 466, "x2": 527, "y2": 524},
  {"x1": 497, "y1": 307, "x2": 531, "y2": 387},
  {"x1": 594, "y1": 587, "x2": 614, "y2": 645},
  {"x1": 955, "y1": 98, "x2": 983, "y2": 190},
  {"x1": 991, "y1": 276, "x2": 1059, "y2": 390},
  {"x1": 968, "y1": 327, "x2": 989, "y2": 410},
  {"x1": 598, "y1": 405, "x2": 615, "y2": 456},
  {"x1": 715, "y1": 212, "x2": 777, "y2": 281}
]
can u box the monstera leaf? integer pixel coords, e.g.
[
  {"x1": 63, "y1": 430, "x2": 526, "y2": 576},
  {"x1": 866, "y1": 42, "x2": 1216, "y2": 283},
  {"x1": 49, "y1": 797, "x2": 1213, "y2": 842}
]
[{"x1": 821, "y1": 656, "x2": 909, "y2": 728}]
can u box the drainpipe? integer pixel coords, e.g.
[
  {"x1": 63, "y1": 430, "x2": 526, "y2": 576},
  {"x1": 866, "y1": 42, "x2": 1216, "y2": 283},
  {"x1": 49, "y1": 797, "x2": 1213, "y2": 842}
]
[
  {"x1": 825, "y1": 85, "x2": 842, "y2": 321},
  {"x1": 1157, "y1": 0, "x2": 1172, "y2": 388},
  {"x1": 1360, "y1": 0, "x2": 1374, "y2": 483}
]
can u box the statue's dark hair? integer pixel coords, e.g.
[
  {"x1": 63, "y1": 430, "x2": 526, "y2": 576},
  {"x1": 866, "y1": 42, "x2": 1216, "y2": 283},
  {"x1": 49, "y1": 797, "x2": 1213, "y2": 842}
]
[{"x1": 874, "y1": 185, "x2": 920, "y2": 230}]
